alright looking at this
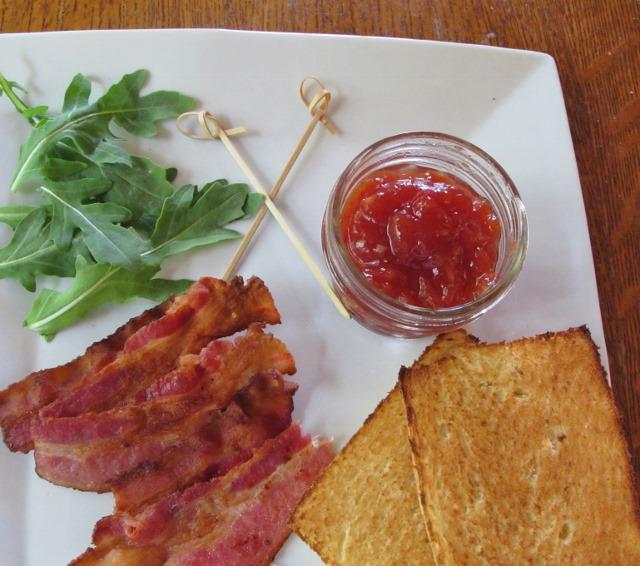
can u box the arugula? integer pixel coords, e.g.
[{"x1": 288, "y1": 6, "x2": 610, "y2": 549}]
[
  {"x1": 104, "y1": 157, "x2": 174, "y2": 230},
  {"x1": 23, "y1": 182, "x2": 259, "y2": 339},
  {"x1": 43, "y1": 142, "x2": 174, "y2": 232},
  {"x1": 39, "y1": 178, "x2": 149, "y2": 269},
  {"x1": 144, "y1": 181, "x2": 258, "y2": 263},
  {"x1": 0, "y1": 209, "x2": 78, "y2": 291},
  {"x1": 0, "y1": 72, "x2": 49, "y2": 125},
  {"x1": 9, "y1": 70, "x2": 195, "y2": 191},
  {"x1": 0, "y1": 70, "x2": 262, "y2": 339},
  {"x1": 0, "y1": 204, "x2": 42, "y2": 228},
  {"x1": 25, "y1": 257, "x2": 192, "y2": 341}
]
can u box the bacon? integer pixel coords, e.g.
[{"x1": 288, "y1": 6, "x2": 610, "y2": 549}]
[
  {"x1": 167, "y1": 440, "x2": 333, "y2": 566},
  {"x1": 2, "y1": 274, "x2": 330, "y2": 566},
  {"x1": 94, "y1": 425, "x2": 310, "y2": 548},
  {"x1": 35, "y1": 277, "x2": 279, "y2": 422},
  {"x1": 0, "y1": 277, "x2": 279, "y2": 453},
  {"x1": 113, "y1": 372, "x2": 297, "y2": 513},
  {"x1": 34, "y1": 326, "x2": 291, "y2": 444},
  {"x1": 0, "y1": 305, "x2": 165, "y2": 453},
  {"x1": 32, "y1": 327, "x2": 295, "y2": 491},
  {"x1": 77, "y1": 424, "x2": 333, "y2": 566},
  {"x1": 122, "y1": 280, "x2": 212, "y2": 354}
]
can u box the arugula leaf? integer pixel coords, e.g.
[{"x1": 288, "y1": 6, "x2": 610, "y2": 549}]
[
  {"x1": 38, "y1": 177, "x2": 111, "y2": 249},
  {"x1": 42, "y1": 156, "x2": 89, "y2": 179},
  {"x1": 101, "y1": 70, "x2": 195, "y2": 137},
  {"x1": 103, "y1": 156, "x2": 174, "y2": 230},
  {"x1": 40, "y1": 180, "x2": 149, "y2": 269},
  {"x1": 243, "y1": 192, "x2": 265, "y2": 218},
  {"x1": 24, "y1": 257, "x2": 192, "y2": 340},
  {"x1": 0, "y1": 72, "x2": 49, "y2": 125},
  {"x1": 21, "y1": 180, "x2": 259, "y2": 338},
  {"x1": 0, "y1": 209, "x2": 76, "y2": 291},
  {"x1": 1, "y1": 69, "x2": 262, "y2": 340},
  {"x1": 43, "y1": 142, "x2": 173, "y2": 231},
  {"x1": 90, "y1": 139, "x2": 133, "y2": 167},
  {"x1": 62, "y1": 74, "x2": 91, "y2": 112},
  {"x1": 0, "y1": 204, "x2": 43, "y2": 228},
  {"x1": 144, "y1": 181, "x2": 257, "y2": 263},
  {"x1": 10, "y1": 70, "x2": 195, "y2": 191}
]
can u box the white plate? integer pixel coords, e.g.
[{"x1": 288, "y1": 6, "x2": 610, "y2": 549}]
[{"x1": 0, "y1": 29, "x2": 607, "y2": 566}]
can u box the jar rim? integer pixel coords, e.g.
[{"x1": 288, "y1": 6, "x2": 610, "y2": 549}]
[{"x1": 326, "y1": 131, "x2": 528, "y2": 322}]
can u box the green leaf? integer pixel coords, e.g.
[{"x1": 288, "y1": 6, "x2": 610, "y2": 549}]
[
  {"x1": 2, "y1": 79, "x2": 27, "y2": 94},
  {"x1": 0, "y1": 209, "x2": 76, "y2": 291},
  {"x1": 10, "y1": 70, "x2": 196, "y2": 191},
  {"x1": 99, "y1": 70, "x2": 195, "y2": 137},
  {"x1": 1, "y1": 69, "x2": 262, "y2": 341},
  {"x1": 39, "y1": 179, "x2": 149, "y2": 270},
  {"x1": 12, "y1": 104, "x2": 109, "y2": 190},
  {"x1": 62, "y1": 74, "x2": 91, "y2": 112},
  {"x1": 144, "y1": 181, "x2": 252, "y2": 264},
  {"x1": 90, "y1": 139, "x2": 132, "y2": 167},
  {"x1": 165, "y1": 167, "x2": 178, "y2": 183},
  {"x1": 42, "y1": 144, "x2": 171, "y2": 232},
  {"x1": 0, "y1": 72, "x2": 48, "y2": 125},
  {"x1": 22, "y1": 105, "x2": 49, "y2": 120},
  {"x1": 42, "y1": 156, "x2": 89, "y2": 179},
  {"x1": 103, "y1": 156, "x2": 173, "y2": 229},
  {"x1": 38, "y1": 177, "x2": 111, "y2": 249},
  {"x1": 24, "y1": 257, "x2": 192, "y2": 340},
  {"x1": 243, "y1": 192, "x2": 264, "y2": 217},
  {"x1": 0, "y1": 204, "x2": 43, "y2": 228}
]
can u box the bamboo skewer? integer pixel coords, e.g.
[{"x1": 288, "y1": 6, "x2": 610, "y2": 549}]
[
  {"x1": 176, "y1": 77, "x2": 350, "y2": 319},
  {"x1": 222, "y1": 78, "x2": 336, "y2": 281}
]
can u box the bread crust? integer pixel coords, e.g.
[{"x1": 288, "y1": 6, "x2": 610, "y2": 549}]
[
  {"x1": 401, "y1": 326, "x2": 640, "y2": 565},
  {"x1": 292, "y1": 330, "x2": 477, "y2": 565}
]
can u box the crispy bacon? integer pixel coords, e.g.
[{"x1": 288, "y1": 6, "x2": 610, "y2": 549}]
[
  {"x1": 114, "y1": 372, "x2": 297, "y2": 513},
  {"x1": 33, "y1": 326, "x2": 292, "y2": 445},
  {"x1": 32, "y1": 327, "x2": 295, "y2": 491},
  {"x1": 0, "y1": 277, "x2": 279, "y2": 453},
  {"x1": 167, "y1": 439, "x2": 332, "y2": 566},
  {"x1": 2, "y1": 274, "x2": 330, "y2": 566},
  {"x1": 122, "y1": 280, "x2": 212, "y2": 354},
  {"x1": 39, "y1": 277, "x2": 279, "y2": 421},
  {"x1": 76, "y1": 424, "x2": 333, "y2": 566},
  {"x1": 0, "y1": 306, "x2": 165, "y2": 453}
]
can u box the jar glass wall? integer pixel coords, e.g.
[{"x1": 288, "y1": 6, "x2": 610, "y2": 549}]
[{"x1": 322, "y1": 132, "x2": 528, "y2": 337}]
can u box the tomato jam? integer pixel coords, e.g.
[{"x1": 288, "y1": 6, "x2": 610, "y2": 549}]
[{"x1": 340, "y1": 165, "x2": 501, "y2": 308}]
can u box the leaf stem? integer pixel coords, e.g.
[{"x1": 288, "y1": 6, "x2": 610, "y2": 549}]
[
  {"x1": 0, "y1": 71, "x2": 37, "y2": 125},
  {"x1": 12, "y1": 107, "x2": 140, "y2": 192},
  {"x1": 27, "y1": 266, "x2": 119, "y2": 331}
]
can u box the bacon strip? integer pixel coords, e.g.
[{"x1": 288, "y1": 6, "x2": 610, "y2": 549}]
[
  {"x1": 75, "y1": 424, "x2": 333, "y2": 566},
  {"x1": 0, "y1": 305, "x2": 165, "y2": 453},
  {"x1": 0, "y1": 277, "x2": 279, "y2": 454},
  {"x1": 167, "y1": 439, "x2": 333, "y2": 566},
  {"x1": 3, "y1": 275, "x2": 329, "y2": 566},
  {"x1": 32, "y1": 327, "x2": 295, "y2": 491},
  {"x1": 113, "y1": 372, "x2": 297, "y2": 513},
  {"x1": 39, "y1": 277, "x2": 279, "y2": 421}
]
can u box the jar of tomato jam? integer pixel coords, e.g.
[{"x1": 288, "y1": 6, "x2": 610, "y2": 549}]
[{"x1": 322, "y1": 132, "x2": 528, "y2": 337}]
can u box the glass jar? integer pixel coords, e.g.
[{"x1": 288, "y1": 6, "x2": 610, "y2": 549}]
[{"x1": 322, "y1": 132, "x2": 528, "y2": 337}]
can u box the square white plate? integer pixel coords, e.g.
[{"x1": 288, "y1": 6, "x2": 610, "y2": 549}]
[{"x1": 0, "y1": 29, "x2": 606, "y2": 566}]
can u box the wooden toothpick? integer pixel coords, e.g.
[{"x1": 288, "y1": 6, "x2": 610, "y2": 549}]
[{"x1": 176, "y1": 78, "x2": 350, "y2": 319}]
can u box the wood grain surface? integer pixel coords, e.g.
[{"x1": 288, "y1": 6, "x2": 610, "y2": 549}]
[{"x1": 2, "y1": 1, "x2": 639, "y2": 474}]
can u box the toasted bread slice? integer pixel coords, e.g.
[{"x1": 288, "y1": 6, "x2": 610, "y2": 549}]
[
  {"x1": 401, "y1": 327, "x2": 640, "y2": 565},
  {"x1": 292, "y1": 330, "x2": 477, "y2": 565}
]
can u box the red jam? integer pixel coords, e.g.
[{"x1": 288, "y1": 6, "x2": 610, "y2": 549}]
[{"x1": 340, "y1": 165, "x2": 501, "y2": 308}]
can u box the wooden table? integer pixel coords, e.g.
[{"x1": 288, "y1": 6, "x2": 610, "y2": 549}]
[{"x1": 2, "y1": 1, "x2": 639, "y2": 474}]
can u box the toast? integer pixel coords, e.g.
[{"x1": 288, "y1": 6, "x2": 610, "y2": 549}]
[
  {"x1": 400, "y1": 327, "x2": 640, "y2": 565},
  {"x1": 292, "y1": 330, "x2": 477, "y2": 565}
]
